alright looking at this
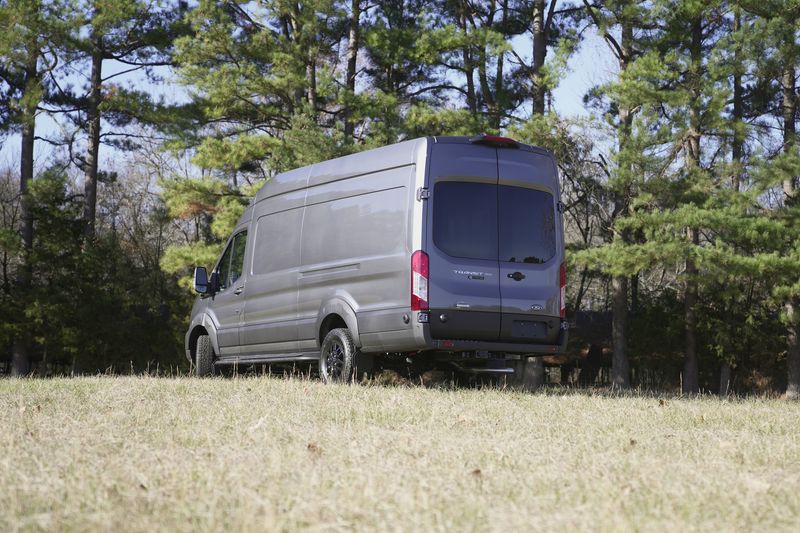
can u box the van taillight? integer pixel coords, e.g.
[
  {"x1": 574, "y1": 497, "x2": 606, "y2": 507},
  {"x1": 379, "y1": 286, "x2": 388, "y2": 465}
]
[
  {"x1": 559, "y1": 262, "x2": 566, "y2": 319},
  {"x1": 411, "y1": 250, "x2": 429, "y2": 311}
]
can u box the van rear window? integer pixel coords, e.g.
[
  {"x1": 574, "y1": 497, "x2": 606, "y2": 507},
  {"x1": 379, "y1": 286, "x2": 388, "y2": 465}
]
[
  {"x1": 499, "y1": 186, "x2": 556, "y2": 264},
  {"x1": 433, "y1": 182, "x2": 498, "y2": 261},
  {"x1": 433, "y1": 182, "x2": 556, "y2": 263}
]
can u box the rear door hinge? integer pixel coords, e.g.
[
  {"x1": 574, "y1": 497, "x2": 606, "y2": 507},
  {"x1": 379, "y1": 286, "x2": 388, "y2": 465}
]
[{"x1": 416, "y1": 187, "x2": 430, "y2": 201}]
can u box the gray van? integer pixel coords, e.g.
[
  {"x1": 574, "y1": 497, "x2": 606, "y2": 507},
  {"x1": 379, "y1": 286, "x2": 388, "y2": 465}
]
[{"x1": 186, "y1": 135, "x2": 568, "y2": 382}]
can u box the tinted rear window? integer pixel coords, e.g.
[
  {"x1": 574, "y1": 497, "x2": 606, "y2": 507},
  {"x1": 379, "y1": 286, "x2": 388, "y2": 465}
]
[
  {"x1": 499, "y1": 187, "x2": 555, "y2": 263},
  {"x1": 433, "y1": 182, "x2": 556, "y2": 263},
  {"x1": 433, "y1": 182, "x2": 497, "y2": 260}
]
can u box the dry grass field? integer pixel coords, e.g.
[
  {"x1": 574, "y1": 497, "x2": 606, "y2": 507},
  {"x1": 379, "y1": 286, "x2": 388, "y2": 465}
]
[{"x1": 1, "y1": 376, "x2": 799, "y2": 532}]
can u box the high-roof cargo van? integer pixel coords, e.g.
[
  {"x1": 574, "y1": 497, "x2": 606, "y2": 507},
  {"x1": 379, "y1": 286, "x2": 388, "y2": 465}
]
[{"x1": 186, "y1": 135, "x2": 568, "y2": 382}]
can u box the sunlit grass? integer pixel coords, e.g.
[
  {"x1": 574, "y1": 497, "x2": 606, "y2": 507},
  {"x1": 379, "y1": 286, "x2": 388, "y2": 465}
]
[{"x1": 1, "y1": 376, "x2": 798, "y2": 532}]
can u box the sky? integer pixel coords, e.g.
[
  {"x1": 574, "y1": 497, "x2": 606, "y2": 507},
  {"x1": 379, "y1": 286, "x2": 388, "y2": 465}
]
[
  {"x1": 552, "y1": 28, "x2": 617, "y2": 117},
  {"x1": 0, "y1": 26, "x2": 615, "y2": 174}
]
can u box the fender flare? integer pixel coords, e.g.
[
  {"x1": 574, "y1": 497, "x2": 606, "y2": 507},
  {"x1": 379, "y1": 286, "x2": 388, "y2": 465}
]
[
  {"x1": 185, "y1": 314, "x2": 221, "y2": 362},
  {"x1": 315, "y1": 296, "x2": 361, "y2": 348}
]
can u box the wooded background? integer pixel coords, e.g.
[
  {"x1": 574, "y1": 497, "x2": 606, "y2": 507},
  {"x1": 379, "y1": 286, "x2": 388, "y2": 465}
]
[{"x1": 1, "y1": 0, "x2": 798, "y2": 397}]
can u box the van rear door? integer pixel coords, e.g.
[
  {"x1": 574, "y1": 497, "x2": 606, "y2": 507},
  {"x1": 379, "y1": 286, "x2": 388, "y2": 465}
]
[
  {"x1": 497, "y1": 149, "x2": 562, "y2": 344},
  {"x1": 426, "y1": 142, "x2": 501, "y2": 341}
]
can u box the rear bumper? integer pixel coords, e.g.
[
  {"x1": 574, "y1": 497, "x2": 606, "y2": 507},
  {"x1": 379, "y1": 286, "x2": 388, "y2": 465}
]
[{"x1": 427, "y1": 322, "x2": 569, "y2": 355}]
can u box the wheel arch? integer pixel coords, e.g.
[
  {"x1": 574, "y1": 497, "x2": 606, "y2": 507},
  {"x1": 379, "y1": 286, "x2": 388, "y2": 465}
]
[
  {"x1": 186, "y1": 315, "x2": 221, "y2": 363},
  {"x1": 316, "y1": 298, "x2": 361, "y2": 349}
]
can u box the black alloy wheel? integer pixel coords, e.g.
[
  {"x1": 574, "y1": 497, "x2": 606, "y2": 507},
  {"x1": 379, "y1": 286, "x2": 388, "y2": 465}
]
[{"x1": 319, "y1": 328, "x2": 356, "y2": 383}]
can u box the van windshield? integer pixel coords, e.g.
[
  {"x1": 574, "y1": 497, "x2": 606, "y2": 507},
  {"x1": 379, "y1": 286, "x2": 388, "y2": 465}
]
[{"x1": 433, "y1": 181, "x2": 556, "y2": 263}]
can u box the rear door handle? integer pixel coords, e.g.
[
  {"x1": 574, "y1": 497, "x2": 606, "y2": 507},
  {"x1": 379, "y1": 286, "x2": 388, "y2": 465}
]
[
  {"x1": 507, "y1": 272, "x2": 526, "y2": 281},
  {"x1": 233, "y1": 286, "x2": 244, "y2": 295}
]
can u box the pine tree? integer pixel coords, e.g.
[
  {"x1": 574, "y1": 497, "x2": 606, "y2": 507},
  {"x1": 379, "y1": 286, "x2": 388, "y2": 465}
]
[
  {"x1": 574, "y1": 1, "x2": 761, "y2": 392},
  {"x1": 579, "y1": 0, "x2": 656, "y2": 389},
  {"x1": 740, "y1": 0, "x2": 800, "y2": 398},
  {"x1": 68, "y1": 0, "x2": 185, "y2": 239},
  {"x1": 0, "y1": 0, "x2": 73, "y2": 375}
]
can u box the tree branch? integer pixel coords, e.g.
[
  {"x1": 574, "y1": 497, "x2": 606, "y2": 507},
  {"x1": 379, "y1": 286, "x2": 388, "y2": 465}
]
[
  {"x1": 544, "y1": 0, "x2": 559, "y2": 36},
  {"x1": 102, "y1": 65, "x2": 145, "y2": 83},
  {"x1": 582, "y1": 0, "x2": 624, "y2": 61}
]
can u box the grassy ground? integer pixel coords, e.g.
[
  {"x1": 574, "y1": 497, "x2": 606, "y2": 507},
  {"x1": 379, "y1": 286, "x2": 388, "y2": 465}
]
[{"x1": 1, "y1": 376, "x2": 799, "y2": 532}]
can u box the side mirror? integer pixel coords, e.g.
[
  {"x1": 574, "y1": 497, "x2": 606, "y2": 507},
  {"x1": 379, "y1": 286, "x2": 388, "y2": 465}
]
[{"x1": 193, "y1": 267, "x2": 209, "y2": 294}]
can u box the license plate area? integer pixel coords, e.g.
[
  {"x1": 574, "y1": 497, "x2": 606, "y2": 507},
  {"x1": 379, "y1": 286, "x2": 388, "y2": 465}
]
[{"x1": 511, "y1": 320, "x2": 547, "y2": 339}]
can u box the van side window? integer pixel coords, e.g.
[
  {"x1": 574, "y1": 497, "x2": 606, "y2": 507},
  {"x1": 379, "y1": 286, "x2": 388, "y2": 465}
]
[
  {"x1": 229, "y1": 231, "x2": 247, "y2": 286},
  {"x1": 216, "y1": 230, "x2": 248, "y2": 290},
  {"x1": 216, "y1": 242, "x2": 233, "y2": 291}
]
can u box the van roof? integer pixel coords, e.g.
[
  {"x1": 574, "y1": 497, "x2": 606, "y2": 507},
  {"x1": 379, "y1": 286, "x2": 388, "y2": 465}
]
[{"x1": 252, "y1": 136, "x2": 554, "y2": 205}]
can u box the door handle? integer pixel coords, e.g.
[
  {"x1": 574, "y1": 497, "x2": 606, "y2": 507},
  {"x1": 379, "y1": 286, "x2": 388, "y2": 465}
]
[
  {"x1": 507, "y1": 272, "x2": 526, "y2": 281},
  {"x1": 233, "y1": 286, "x2": 244, "y2": 295}
]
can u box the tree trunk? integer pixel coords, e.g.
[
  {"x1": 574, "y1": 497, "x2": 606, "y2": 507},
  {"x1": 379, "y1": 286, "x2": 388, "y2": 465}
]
[
  {"x1": 83, "y1": 36, "x2": 103, "y2": 239},
  {"x1": 610, "y1": 15, "x2": 634, "y2": 389},
  {"x1": 683, "y1": 227, "x2": 700, "y2": 394},
  {"x1": 787, "y1": 310, "x2": 800, "y2": 399},
  {"x1": 491, "y1": 0, "x2": 507, "y2": 130},
  {"x1": 781, "y1": 49, "x2": 796, "y2": 205},
  {"x1": 719, "y1": 361, "x2": 732, "y2": 397},
  {"x1": 12, "y1": 54, "x2": 39, "y2": 377},
  {"x1": 12, "y1": 111, "x2": 35, "y2": 377},
  {"x1": 731, "y1": 9, "x2": 744, "y2": 193},
  {"x1": 531, "y1": 0, "x2": 547, "y2": 115},
  {"x1": 717, "y1": 9, "x2": 744, "y2": 395},
  {"x1": 782, "y1": 44, "x2": 799, "y2": 399},
  {"x1": 306, "y1": 59, "x2": 317, "y2": 111},
  {"x1": 611, "y1": 274, "x2": 629, "y2": 388},
  {"x1": 682, "y1": 15, "x2": 703, "y2": 395},
  {"x1": 343, "y1": 0, "x2": 359, "y2": 140},
  {"x1": 476, "y1": 48, "x2": 495, "y2": 122},
  {"x1": 288, "y1": 12, "x2": 304, "y2": 109},
  {"x1": 457, "y1": 2, "x2": 476, "y2": 114}
]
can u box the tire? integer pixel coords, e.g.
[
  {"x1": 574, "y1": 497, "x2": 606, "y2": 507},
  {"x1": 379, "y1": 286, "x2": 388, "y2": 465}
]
[
  {"x1": 195, "y1": 334, "x2": 215, "y2": 377},
  {"x1": 319, "y1": 328, "x2": 357, "y2": 383}
]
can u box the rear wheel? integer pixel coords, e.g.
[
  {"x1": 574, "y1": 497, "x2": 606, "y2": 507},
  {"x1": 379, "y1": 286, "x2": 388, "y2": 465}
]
[
  {"x1": 195, "y1": 334, "x2": 215, "y2": 377},
  {"x1": 319, "y1": 328, "x2": 356, "y2": 383}
]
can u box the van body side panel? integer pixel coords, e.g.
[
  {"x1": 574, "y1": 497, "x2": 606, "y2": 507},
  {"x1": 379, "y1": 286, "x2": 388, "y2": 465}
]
[
  {"x1": 497, "y1": 150, "x2": 562, "y2": 344},
  {"x1": 239, "y1": 190, "x2": 306, "y2": 355},
  {"x1": 426, "y1": 143, "x2": 502, "y2": 341},
  {"x1": 356, "y1": 144, "x2": 430, "y2": 353},
  {"x1": 209, "y1": 286, "x2": 242, "y2": 355},
  {"x1": 355, "y1": 172, "x2": 420, "y2": 352},
  {"x1": 297, "y1": 165, "x2": 414, "y2": 348}
]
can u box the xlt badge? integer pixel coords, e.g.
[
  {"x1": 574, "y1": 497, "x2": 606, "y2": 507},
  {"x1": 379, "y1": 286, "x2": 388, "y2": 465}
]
[{"x1": 453, "y1": 269, "x2": 494, "y2": 279}]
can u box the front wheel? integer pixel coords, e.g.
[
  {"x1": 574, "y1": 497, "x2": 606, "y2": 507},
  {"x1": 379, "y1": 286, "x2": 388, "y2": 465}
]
[
  {"x1": 195, "y1": 334, "x2": 215, "y2": 377},
  {"x1": 319, "y1": 328, "x2": 356, "y2": 383}
]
